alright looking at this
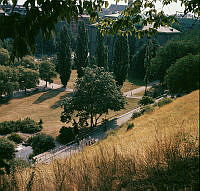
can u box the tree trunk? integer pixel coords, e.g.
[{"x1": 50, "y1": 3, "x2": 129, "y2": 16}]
[
  {"x1": 90, "y1": 113, "x2": 94, "y2": 128},
  {"x1": 46, "y1": 81, "x2": 48, "y2": 87}
]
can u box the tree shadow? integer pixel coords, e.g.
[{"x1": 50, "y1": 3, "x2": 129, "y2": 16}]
[
  {"x1": 50, "y1": 92, "x2": 74, "y2": 109},
  {"x1": 33, "y1": 88, "x2": 65, "y2": 104},
  {"x1": 128, "y1": 72, "x2": 145, "y2": 86}
]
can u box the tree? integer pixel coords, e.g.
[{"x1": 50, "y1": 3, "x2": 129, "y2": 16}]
[
  {"x1": 150, "y1": 30, "x2": 200, "y2": 83},
  {"x1": 164, "y1": 54, "x2": 200, "y2": 94},
  {"x1": 56, "y1": 26, "x2": 72, "y2": 88},
  {"x1": 113, "y1": 36, "x2": 129, "y2": 86},
  {"x1": 96, "y1": 31, "x2": 108, "y2": 70},
  {"x1": 0, "y1": 65, "x2": 19, "y2": 97},
  {"x1": 56, "y1": 126, "x2": 76, "y2": 144},
  {"x1": 39, "y1": 60, "x2": 57, "y2": 87},
  {"x1": 0, "y1": 0, "x2": 198, "y2": 58},
  {"x1": 144, "y1": 39, "x2": 159, "y2": 93},
  {"x1": 30, "y1": 133, "x2": 55, "y2": 155},
  {"x1": 74, "y1": 21, "x2": 89, "y2": 78},
  {"x1": 130, "y1": 44, "x2": 146, "y2": 80},
  {"x1": 0, "y1": 138, "x2": 15, "y2": 174},
  {"x1": 0, "y1": 48, "x2": 10, "y2": 66},
  {"x1": 17, "y1": 66, "x2": 39, "y2": 93},
  {"x1": 61, "y1": 66, "x2": 125, "y2": 128},
  {"x1": 15, "y1": 56, "x2": 39, "y2": 71}
]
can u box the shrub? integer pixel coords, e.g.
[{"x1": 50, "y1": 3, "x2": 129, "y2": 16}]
[
  {"x1": 7, "y1": 133, "x2": 24, "y2": 144},
  {"x1": 31, "y1": 133, "x2": 55, "y2": 155},
  {"x1": 131, "y1": 111, "x2": 142, "y2": 119},
  {"x1": 0, "y1": 138, "x2": 15, "y2": 161},
  {"x1": 164, "y1": 54, "x2": 200, "y2": 94},
  {"x1": 19, "y1": 117, "x2": 42, "y2": 134},
  {"x1": 0, "y1": 121, "x2": 19, "y2": 135},
  {"x1": 0, "y1": 118, "x2": 43, "y2": 135},
  {"x1": 146, "y1": 85, "x2": 165, "y2": 98},
  {"x1": 157, "y1": 97, "x2": 173, "y2": 107},
  {"x1": 127, "y1": 123, "x2": 134, "y2": 131},
  {"x1": 56, "y1": 126, "x2": 75, "y2": 144},
  {"x1": 140, "y1": 105, "x2": 155, "y2": 114},
  {"x1": 139, "y1": 96, "x2": 154, "y2": 105}
]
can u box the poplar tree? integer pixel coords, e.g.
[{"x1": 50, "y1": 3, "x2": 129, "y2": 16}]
[
  {"x1": 74, "y1": 21, "x2": 88, "y2": 78},
  {"x1": 57, "y1": 26, "x2": 72, "y2": 88},
  {"x1": 96, "y1": 31, "x2": 108, "y2": 70},
  {"x1": 113, "y1": 36, "x2": 129, "y2": 86}
]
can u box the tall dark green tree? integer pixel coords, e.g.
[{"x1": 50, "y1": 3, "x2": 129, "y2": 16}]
[
  {"x1": 113, "y1": 36, "x2": 129, "y2": 86},
  {"x1": 57, "y1": 26, "x2": 72, "y2": 88},
  {"x1": 74, "y1": 21, "x2": 89, "y2": 78},
  {"x1": 96, "y1": 31, "x2": 108, "y2": 70},
  {"x1": 144, "y1": 39, "x2": 159, "y2": 93}
]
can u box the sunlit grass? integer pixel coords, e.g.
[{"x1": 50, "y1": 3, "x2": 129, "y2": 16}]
[{"x1": 1, "y1": 91, "x2": 198, "y2": 190}]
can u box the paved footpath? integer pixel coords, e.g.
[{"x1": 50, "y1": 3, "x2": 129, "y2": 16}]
[{"x1": 123, "y1": 81, "x2": 159, "y2": 98}]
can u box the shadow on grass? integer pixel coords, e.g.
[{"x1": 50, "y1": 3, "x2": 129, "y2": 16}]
[
  {"x1": 50, "y1": 92, "x2": 74, "y2": 109},
  {"x1": 128, "y1": 73, "x2": 145, "y2": 86},
  {"x1": 33, "y1": 88, "x2": 65, "y2": 104},
  {"x1": 0, "y1": 97, "x2": 11, "y2": 106}
]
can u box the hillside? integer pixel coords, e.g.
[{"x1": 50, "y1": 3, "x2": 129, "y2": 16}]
[{"x1": 1, "y1": 90, "x2": 199, "y2": 190}]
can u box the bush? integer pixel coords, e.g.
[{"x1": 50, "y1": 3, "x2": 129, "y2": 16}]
[
  {"x1": 146, "y1": 85, "x2": 165, "y2": 98},
  {"x1": 7, "y1": 133, "x2": 24, "y2": 144},
  {"x1": 31, "y1": 133, "x2": 55, "y2": 155},
  {"x1": 56, "y1": 126, "x2": 75, "y2": 144},
  {"x1": 165, "y1": 54, "x2": 200, "y2": 94},
  {"x1": 157, "y1": 97, "x2": 173, "y2": 107},
  {"x1": 19, "y1": 118, "x2": 42, "y2": 134},
  {"x1": 127, "y1": 123, "x2": 134, "y2": 131},
  {"x1": 131, "y1": 111, "x2": 142, "y2": 119},
  {"x1": 0, "y1": 121, "x2": 19, "y2": 135},
  {"x1": 139, "y1": 96, "x2": 154, "y2": 105},
  {"x1": 0, "y1": 118, "x2": 43, "y2": 135},
  {"x1": 140, "y1": 105, "x2": 155, "y2": 114},
  {"x1": 0, "y1": 138, "x2": 15, "y2": 161}
]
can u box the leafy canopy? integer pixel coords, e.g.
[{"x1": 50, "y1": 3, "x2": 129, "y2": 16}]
[
  {"x1": 61, "y1": 66, "x2": 125, "y2": 127},
  {"x1": 0, "y1": 0, "x2": 199, "y2": 58}
]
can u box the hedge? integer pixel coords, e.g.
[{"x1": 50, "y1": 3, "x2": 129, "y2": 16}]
[{"x1": 0, "y1": 118, "x2": 42, "y2": 135}]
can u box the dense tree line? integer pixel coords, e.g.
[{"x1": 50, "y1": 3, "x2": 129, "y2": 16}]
[{"x1": 150, "y1": 28, "x2": 200, "y2": 93}]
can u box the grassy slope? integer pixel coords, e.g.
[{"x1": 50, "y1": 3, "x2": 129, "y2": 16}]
[{"x1": 5, "y1": 90, "x2": 198, "y2": 191}]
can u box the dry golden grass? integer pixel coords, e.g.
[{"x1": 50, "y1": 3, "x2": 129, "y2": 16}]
[
  {"x1": 1, "y1": 91, "x2": 198, "y2": 191},
  {"x1": 121, "y1": 80, "x2": 140, "y2": 92},
  {"x1": 53, "y1": 70, "x2": 78, "y2": 89},
  {"x1": 0, "y1": 90, "x2": 68, "y2": 137},
  {"x1": 133, "y1": 90, "x2": 145, "y2": 96},
  {"x1": 0, "y1": 93, "x2": 138, "y2": 138}
]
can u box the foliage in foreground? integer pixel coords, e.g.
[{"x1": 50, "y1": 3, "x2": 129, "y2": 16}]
[{"x1": 0, "y1": 138, "x2": 15, "y2": 174}]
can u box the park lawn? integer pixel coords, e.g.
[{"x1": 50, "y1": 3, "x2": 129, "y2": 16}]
[
  {"x1": 134, "y1": 90, "x2": 145, "y2": 96},
  {"x1": 53, "y1": 70, "x2": 141, "y2": 92},
  {"x1": 53, "y1": 70, "x2": 77, "y2": 89},
  {"x1": 101, "y1": 98, "x2": 139, "y2": 121},
  {"x1": 0, "y1": 90, "x2": 69, "y2": 138},
  {"x1": 0, "y1": 90, "x2": 139, "y2": 138}
]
